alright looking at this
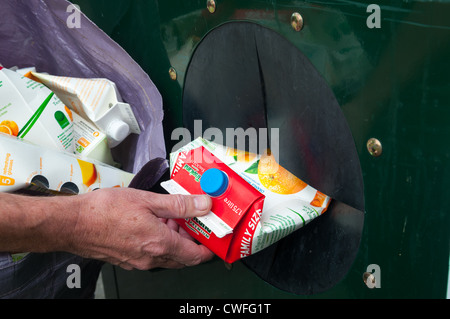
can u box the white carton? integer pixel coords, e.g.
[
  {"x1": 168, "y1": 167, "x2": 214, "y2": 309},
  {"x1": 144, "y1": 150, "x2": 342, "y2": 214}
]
[
  {"x1": 0, "y1": 133, "x2": 134, "y2": 195},
  {"x1": 72, "y1": 111, "x2": 118, "y2": 167},
  {"x1": 29, "y1": 72, "x2": 141, "y2": 147},
  {"x1": 0, "y1": 67, "x2": 74, "y2": 153}
]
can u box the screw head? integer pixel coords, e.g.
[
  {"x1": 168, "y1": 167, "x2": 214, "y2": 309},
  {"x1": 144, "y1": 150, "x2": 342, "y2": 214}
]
[
  {"x1": 291, "y1": 12, "x2": 304, "y2": 31},
  {"x1": 207, "y1": 0, "x2": 216, "y2": 14},
  {"x1": 363, "y1": 272, "x2": 377, "y2": 288},
  {"x1": 367, "y1": 138, "x2": 382, "y2": 156},
  {"x1": 169, "y1": 67, "x2": 177, "y2": 81}
]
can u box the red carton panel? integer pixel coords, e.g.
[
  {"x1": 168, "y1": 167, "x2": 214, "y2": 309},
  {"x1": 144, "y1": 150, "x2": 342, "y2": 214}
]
[{"x1": 169, "y1": 146, "x2": 265, "y2": 263}]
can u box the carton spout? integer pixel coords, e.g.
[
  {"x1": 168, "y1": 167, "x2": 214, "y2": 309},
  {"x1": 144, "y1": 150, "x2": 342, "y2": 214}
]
[{"x1": 29, "y1": 72, "x2": 141, "y2": 148}]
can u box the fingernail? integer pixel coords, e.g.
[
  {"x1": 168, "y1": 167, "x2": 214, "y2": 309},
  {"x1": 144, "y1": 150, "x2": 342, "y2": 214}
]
[{"x1": 194, "y1": 195, "x2": 210, "y2": 211}]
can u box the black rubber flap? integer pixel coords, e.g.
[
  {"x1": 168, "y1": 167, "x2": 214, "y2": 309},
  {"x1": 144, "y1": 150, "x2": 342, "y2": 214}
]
[{"x1": 182, "y1": 21, "x2": 365, "y2": 295}]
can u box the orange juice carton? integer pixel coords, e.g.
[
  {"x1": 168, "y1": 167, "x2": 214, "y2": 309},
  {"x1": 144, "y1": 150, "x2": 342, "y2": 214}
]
[
  {"x1": 72, "y1": 111, "x2": 119, "y2": 167},
  {"x1": 0, "y1": 133, "x2": 134, "y2": 195},
  {"x1": 0, "y1": 66, "x2": 74, "y2": 153},
  {"x1": 162, "y1": 145, "x2": 265, "y2": 262},
  {"x1": 162, "y1": 137, "x2": 331, "y2": 263},
  {"x1": 29, "y1": 72, "x2": 141, "y2": 148}
]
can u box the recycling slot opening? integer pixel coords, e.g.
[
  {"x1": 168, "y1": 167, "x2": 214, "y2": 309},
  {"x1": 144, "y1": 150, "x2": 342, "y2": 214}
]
[{"x1": 180, "y1": 21, "x2": 365, "y2": 295}]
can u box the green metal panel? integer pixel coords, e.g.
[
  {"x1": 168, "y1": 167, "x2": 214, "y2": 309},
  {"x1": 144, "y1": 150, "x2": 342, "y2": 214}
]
[{"x1": 72, "y1": 0, "x2": 450, "y2": 298}]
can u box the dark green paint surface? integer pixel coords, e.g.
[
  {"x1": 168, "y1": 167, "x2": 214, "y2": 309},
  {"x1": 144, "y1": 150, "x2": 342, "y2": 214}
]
[{"x1": 72, "y1": 0, "x2": 450, "y2": 298}]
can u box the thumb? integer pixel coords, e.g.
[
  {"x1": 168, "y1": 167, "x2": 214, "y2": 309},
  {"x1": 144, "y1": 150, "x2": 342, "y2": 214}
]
[{"x1": 145, "y1": 193, "x2": 212, "y2": 219}]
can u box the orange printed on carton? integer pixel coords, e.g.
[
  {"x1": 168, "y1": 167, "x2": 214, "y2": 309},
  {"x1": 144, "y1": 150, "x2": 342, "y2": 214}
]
[{"x1": 163, "y1": 137, "x2": 332, "y2": 263}]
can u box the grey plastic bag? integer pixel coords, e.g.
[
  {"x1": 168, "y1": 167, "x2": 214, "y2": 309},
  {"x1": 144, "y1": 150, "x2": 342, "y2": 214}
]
[
  {"x1": 0, "y1": 0, "x2": 166, "y2": 174},
  {"x1": 0, "y1": 0, "x2": 167, "y2": 298}
]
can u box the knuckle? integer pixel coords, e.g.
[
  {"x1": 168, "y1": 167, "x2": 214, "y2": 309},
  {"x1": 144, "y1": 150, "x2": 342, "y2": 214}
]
[
  {"x1": 151, "y1": 233, "x2": 172, "y2": 257},
  {"x1": 186, "y1": 254, "x2": 202, "y2": 267},
  {"x1": 134, "y1": 259, "x2": 154, "y2": 271},
  {"x1": 172, "y1": 194, "x2": 188, "y2": 217},
  {"x1": 154, "y1": 242, "x2": 169, "y2": 257}
]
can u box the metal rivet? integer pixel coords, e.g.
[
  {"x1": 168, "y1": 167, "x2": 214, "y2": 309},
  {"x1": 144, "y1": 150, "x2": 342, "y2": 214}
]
[
  {"x1": 291, "y1": 12, "x2": 304, "y2": 31},
  {"x1": 367, "y1": 138, "x2": 382, "y2": 157},
  {"x1": 169, "y1": 67, "x2": 177, "y2": 81},
  {"x1": 363, "y1": 272, "x2": 376, "y2": 288},
  {"x1": 207, "y1": 0, "x2": 216, "y2": 14}
]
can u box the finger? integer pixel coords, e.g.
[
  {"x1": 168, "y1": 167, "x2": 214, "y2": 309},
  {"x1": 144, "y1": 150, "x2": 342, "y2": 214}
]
[
  {"x1": 151, "y1": 257, "x2": 186, "y2": 270},
  {"x1": 118, "y1": 263, "x2": 134, "y2": 271},
  {"x1": 166, "y1": 231, "x2": 215, "y2": 266},
  {"x1": 166, "y1": 219, "x2": 180, "y2": 232},
  {"x1": 180, "y1": 243, "x2": 215, "y2": 266},
  {"x1": 144, "y1": 193, "x2": 212, "y2": 219},
  {"x1": 178, "y1": 226, "x2": 195, "y2": 241}
]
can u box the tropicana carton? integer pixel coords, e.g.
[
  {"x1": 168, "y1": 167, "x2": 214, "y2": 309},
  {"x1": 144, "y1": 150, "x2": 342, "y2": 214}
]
[{"x1": 161, "y1": 137, "x2": 331, "y2": 263}]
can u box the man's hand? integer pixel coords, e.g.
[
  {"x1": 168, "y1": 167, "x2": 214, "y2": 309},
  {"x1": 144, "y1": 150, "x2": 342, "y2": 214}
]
[{"x1": 64, "y1": 188, "x2": 214, "y2": 270}]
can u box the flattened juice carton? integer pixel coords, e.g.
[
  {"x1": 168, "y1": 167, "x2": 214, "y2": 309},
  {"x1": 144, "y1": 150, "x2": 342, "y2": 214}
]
[
  {"x1": 0, "y1": 133, "x2": 135, "y2": 195},
  {"x1": 28, "y1": 72, "x2": 141, "y2": 148},
  {"x1": 162, "y1": 137, "x2": 331, "y2": 263},
  {"x1": 0, "y1": 66, "x2": 74, "y2": 153}
]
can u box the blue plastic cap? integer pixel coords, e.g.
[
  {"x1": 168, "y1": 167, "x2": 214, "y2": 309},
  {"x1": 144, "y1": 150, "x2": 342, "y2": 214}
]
[{"x1": 200, "y1": 168, "x2": 229, "y2": 197}]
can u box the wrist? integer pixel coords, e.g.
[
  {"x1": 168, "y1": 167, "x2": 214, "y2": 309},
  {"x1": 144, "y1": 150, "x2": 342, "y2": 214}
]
[{"x1": 41, "y1": 194, "x2": 82, "y2": 253}]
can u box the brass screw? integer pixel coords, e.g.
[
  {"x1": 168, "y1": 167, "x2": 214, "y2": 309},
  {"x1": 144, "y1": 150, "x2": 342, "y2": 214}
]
[
  {"x1": 363, "y1": 272, "x2": 377, "y2": 288},
  {"x1": 169, "y1": 67, "x2": 177, "y2": 81},
  {"x1": 207, "y1": 0, "x2": 216, "y2": 14},
  {"x1": 367, "y1": 138, "x2": 382, "y2": 157},
  {"x1": 291, "y1": 12, "x2": 304, "y2": 31}
]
